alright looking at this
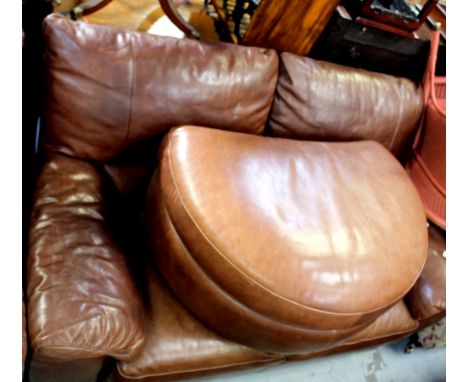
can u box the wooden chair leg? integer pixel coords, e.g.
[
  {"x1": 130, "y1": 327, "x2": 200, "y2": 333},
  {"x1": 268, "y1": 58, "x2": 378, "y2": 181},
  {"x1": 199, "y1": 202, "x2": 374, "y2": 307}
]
[
  {"x1": 60, "y1": 0, "x2": 114, "y2": 20},
  {"x1": 159, "y1": 0, "x2": 201, "y2": 39}
]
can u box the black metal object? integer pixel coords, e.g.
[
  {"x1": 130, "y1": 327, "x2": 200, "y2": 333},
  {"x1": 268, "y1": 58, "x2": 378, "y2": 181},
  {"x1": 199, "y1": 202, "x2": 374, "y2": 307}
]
[
  {"x1": 310, "y1": 10, "x2": 438, "y2": 83},
  {"x1": 159, "y1": 0, "x2": 201, "y2": 39}
]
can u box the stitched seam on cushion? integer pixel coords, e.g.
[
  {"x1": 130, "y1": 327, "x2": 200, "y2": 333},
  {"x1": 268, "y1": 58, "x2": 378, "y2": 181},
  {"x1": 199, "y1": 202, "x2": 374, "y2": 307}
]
[
  {"x1": 343, "y1": 326, "x2": 418, "y2": 347},
  {"x1": 161, "y1": 199, "x2": 367, "y2": 334},
  {"x1": 123, "y1": 32, "x2": 136, "y2": 153},
  {"x1": 166, "y1": 128, "x2": 426, "y2": 317},
  {"x1": 388, "y1": 83, "x2": 404, "y2": 151},
  {"x1": 117, "y1": 356, "x2": 283, "y2": 379}
]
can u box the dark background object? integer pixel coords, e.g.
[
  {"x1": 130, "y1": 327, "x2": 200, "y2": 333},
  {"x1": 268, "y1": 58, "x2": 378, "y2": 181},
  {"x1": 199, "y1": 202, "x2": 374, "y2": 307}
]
[
  {"x1": 230, "y1": 0, "x2": 258, "y2": 40},
  {"x1": 242, "y1": 0, "x2": 342, "y2": 55},
  {"x1": 22, "y1": 0, "x2": 53, "y2": 278},
  {"x1": 346, "y1": 0, "x2": 438, "y2": 32},
  {"x1": 310, "y1": 9, "x2": 445, "y2": 83},
  {"x1": 62, "y1": 0, "x2": 114, "y2": 20}
]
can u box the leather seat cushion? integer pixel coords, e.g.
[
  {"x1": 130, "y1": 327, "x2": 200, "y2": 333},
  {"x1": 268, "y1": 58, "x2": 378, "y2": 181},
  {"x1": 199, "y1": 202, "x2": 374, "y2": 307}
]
[
  {"x1": 290, "y1": 300, "x2": 418, "y2": 361},
  {"x1": 115, "y1": 274, "x2": 416, "y2": 381},
  {"x1": 146, "y1": 126, "x2": 428, "y2": 354},
  {"x1": 116, "y1": 269, "x2": 281, "y2": 381}
]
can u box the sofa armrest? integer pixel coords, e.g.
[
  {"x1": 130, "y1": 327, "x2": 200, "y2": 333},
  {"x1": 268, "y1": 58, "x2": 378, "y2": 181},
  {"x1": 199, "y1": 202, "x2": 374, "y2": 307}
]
[
  {"x1": 27, "y1": 154, "x2": 145, "y2": 364},
  {"x1": 405, "y1": 224, "x2": 446, "y2": 326}
]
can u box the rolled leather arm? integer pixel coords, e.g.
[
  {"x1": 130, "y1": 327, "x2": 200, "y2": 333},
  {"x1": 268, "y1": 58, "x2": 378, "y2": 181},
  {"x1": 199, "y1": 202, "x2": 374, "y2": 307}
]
[
  {"x1": 27, "y1": 154, "x2": 145, "y2": 380},
  {"x1": 405, "y1": 224, "x2": 446, "y2": 327}
]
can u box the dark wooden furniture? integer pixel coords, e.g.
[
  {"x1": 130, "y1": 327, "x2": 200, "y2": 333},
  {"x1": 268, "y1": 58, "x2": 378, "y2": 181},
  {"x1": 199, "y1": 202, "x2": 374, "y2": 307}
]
[
  {"x1": 159, "y1": 0, "x2": 201, "y2": 38},
  {"x1": 159, "y1": 0, "x2": 260, "y2": 43},
  {"x1": 343, "y1": 0, "x2": 440, "y2": 38},
  {"x1": 415, "y1": 1, "x2": 446, "y2": 40},
  {"x1": 161, "y1": 0, "x2": 342, "y2": 55},
  {"x1": 310, "y1": 5, "x2": 445, "y2": 83},
  {"x1": 241, "y1": 0, "x2": 341, "y2": 55},
  {"x1": 60, "y1": 0, "x2": 113, "y2": 20},
  {"x1": 204, "y1": 0, "x2": 260, "y2": 43},
  {"x1": 361, "y1": 0, "x2": 438, "y2": 30}
]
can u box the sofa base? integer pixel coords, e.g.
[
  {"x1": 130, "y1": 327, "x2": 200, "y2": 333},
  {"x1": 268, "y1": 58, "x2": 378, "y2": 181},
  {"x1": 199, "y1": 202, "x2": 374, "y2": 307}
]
[
  {"x1": 112, "y1": 268, "x2": 419, "y2": 381},
  {"x1": 28, "y1": 354, "x2": 108, "y2": 382}
]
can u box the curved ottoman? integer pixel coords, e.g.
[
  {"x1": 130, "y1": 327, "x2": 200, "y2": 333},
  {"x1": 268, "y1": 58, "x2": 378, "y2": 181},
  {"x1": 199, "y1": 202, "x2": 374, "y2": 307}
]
[{"x1": 146, "y1": 126, "x2": 428, "y2": 355}]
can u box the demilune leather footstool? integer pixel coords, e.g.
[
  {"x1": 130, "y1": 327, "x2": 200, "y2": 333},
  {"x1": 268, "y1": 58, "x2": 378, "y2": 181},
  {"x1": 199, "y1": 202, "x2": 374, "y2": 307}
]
[{"x1": 143, "y1": 126, "x2": 427, "y2": 356}]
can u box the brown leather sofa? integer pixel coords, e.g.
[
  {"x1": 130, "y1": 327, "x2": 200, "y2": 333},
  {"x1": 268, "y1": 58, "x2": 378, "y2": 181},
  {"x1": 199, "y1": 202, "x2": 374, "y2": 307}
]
[{"x1": 25, "y1": 14, "x2": 446, "y2": 382}]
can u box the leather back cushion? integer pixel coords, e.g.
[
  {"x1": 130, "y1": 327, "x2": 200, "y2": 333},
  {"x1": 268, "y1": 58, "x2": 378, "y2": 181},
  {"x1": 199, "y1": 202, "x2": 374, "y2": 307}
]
[
  {"x1": 267, "y1": 53, "x2": 424, "y2": 159},
  {"x1": 42, "y1": 15, "x2": 279, "y2": 162}
]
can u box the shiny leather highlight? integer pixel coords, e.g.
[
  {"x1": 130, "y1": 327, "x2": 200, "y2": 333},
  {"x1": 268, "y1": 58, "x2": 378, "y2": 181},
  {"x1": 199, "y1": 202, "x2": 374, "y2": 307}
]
[
  {"x1": 27, "y1": 154, "x2": 145, "y2": 361},
  {"x1": 406, "y1": 224, "x2": 446, "y2": 323},
  {"x1": 117, "y1": 268, "x2": 281, "y2": 380},
  {"x1": 26, "y1": 15, "x2": 435, "y2": 380},
  {"x1": 147, "y1": 126, "x2": 428, "y2": 354},
  {"x1": 42, "y1": 15, "x2": 278, "y2": 162},
  {"x1": 268, "y1": 53, "x2": 424, "y2": 159},
  {"x1": 290, "y1": 300, "x2": 419, "y2": 361}
]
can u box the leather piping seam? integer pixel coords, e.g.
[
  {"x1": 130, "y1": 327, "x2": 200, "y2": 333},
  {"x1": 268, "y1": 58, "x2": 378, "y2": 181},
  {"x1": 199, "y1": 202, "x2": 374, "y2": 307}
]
[
  {"x1": 413, "y1": 307, "x2": 446, "y2": 322},
  {"x1": 293, "y1": 327, "x2": 419, "y2": 360},
  {"x1": 166, "y1": 128, "x2": 428, "y2": 317},
  {"x1": 388, "y1": 84, "x2": 404, "y2": 152},
  {"x1": 117, "y1": 357, "x2": 283, "y2": 380},
  {"x1": 161, "y1": 198, "x2": 367, "y2": 334},
  {"x1": 341, "y1": 325, "x2": 419, "y2": 347}
]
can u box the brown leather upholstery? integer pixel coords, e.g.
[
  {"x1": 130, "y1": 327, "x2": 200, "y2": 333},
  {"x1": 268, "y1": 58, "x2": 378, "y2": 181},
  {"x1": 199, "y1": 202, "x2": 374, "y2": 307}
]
[
  {"x1": 42, "y1": 15, "x2": 279, "y2": 162},
  {"x1": 331, "y1": 300, "x2": 419, "y2": 353},
  {"x1": 116, "y1": 268, "x2": 281, "y2": 381},
  {"x1": 405, "y1": 224, "x2": 446, "y2": 326},
  {"x1": 25, "y1": 15, "x2": 434, "y2": 381},
  {"x1": 267, "y1": 53, "x2": 424, "y2": 159},
  {"x1": 102, "y1": 137, "x2": 163, "y2": 200},
  {"x1": 291, "y1": 300, "x2": 419, "y2": 361},
  {"x1": 114, "y1": 270, "x2": 419, "y2": 381},
  {"x1": 27, "y1": 154, "x2": 145, "y2": 379},
  {"x1": 147, "y1": 126, "x2": 428, "y2": 354}
]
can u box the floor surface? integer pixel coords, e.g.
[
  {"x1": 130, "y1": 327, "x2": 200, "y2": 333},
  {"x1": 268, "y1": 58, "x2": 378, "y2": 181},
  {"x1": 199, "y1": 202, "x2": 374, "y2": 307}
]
[
  {"x1": 54, "y1": 0, "x2": 219, "y2": 42},
  {"x1": 186, "y1": 339, "x2": 446, "y2": 382}
]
